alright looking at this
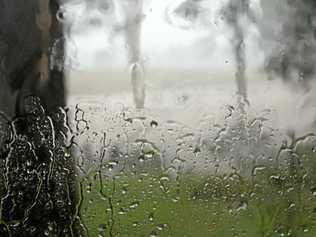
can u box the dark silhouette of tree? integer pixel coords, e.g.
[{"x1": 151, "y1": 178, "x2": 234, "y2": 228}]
[
  {"x1": 221, "y1": 0, "x2": 256, "y2": 104},
  {"x1": 0, "y1": 0, "x2": 65, "y2": 117},
  {"x1": 0, "y1": 1, "x2": 78, "y2": 236}
]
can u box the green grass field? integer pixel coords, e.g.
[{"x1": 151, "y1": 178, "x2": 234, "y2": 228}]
[
  {"x1": 78, "y1": 165, "x2": 316, "y2": 237},
  {"x1": 73, "y1": 127, "x2": 316, "y2": 237}
]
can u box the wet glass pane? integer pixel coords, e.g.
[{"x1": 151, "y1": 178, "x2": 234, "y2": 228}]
[{"x1": 1, "y1": 0, "x2": 316, "y2": 236}]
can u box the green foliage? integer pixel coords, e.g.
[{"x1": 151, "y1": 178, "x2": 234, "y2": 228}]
[{"x1": 79, "y1": 167, "x2": 316, "y2": 237}]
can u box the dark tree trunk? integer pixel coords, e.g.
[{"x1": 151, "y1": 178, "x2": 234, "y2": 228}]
[
  {"x1": 0, "y1": 1, "x2": 78, "y2": 236},
  {"x1": 0, "y1": 0, "x2": 66, "y2": 117}
]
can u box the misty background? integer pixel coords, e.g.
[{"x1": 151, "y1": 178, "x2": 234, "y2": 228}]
[
  {"x1": 63, "y1": 0, "x2": 262, "y2": 75},
  {"x1": 61, "y1": 0, "x2": 316, "y2": 138}
]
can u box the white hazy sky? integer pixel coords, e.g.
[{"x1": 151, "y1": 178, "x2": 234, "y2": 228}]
[{"x1": 65, "y1": 0, "x2": 264, "y2": 71}]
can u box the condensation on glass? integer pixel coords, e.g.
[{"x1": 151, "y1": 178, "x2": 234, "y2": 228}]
[{"x1": 0, "y1": 0, "x2": 316, "y2": 236}]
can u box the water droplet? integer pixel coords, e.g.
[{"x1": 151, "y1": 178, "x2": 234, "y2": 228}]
[
  {"x1": 149, "y1": 231, "x2": 158, "y2": 237},
  {"x1": 253, "y1": 166, "x2": 266, "y2": 175},
  {"x1": 64, "y1": 148, "x2": 71, "y2": 158},
  {"x1": 118, "y1": 208, "x2": 126, "y2": 215},
  {"x1": 193, "y1": 147, "x2": 201, "y2": 157},
  {"x1": 26, "y1": 160, "x2": 32, "y2": 167},
  {"x1": 288, "y1": 203, "x2": 296, "y2": 209},
  {"x1": 130, "y1": 201, "x2": 140, "y2": 209},
  {"x1": 150, "y1": 120, "x2": 158, "y2": 128},
  {"x1": 98, "y1": 224, "x2": 106, "y2": 236},
  {"x1": 149, "y1": 212, "x2": 154, "y2": 222},
  {"x1": 56, "y1": 9, "x2": 66, "y2": 23},
  {"x1": 86, "y1": 183, "x2": 92, "y2": 193},
  {"x1": 160, "y1": 176, "x2": 170, "y2": 182},
  {"x1": 144, "y1": 151, "x2": 154, "y2": 159},
  {"x1": 138, "y1": 155, "x2": 145, "y2": 162},
  {"x1": 236, "y1": 201, "x2": 248, "y2": 212},
  {"x1": 122, "y1": 187, "x2": 128, "y2": 195}
]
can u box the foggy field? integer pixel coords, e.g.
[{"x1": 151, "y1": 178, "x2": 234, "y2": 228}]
[
  {"x1": 68, "y1": 69, "x2": 316, "y2": 149},
  {"x1": 68, "y1": 69, "x2": 316, "y2": 120},
  {"x1": 68, "y1": 69, "x2": 236, "y2": 96}
]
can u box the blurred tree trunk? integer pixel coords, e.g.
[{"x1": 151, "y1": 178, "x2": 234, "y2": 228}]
[
  {"x1": 260, "y1": 0, "x2": 316, "y2": 91},
  {"x1": 0, "y1": 0, "x2": 65, "y2": 117},
  {"x1": 0, "y1": 1, "x2": 79, "y2": 236}
]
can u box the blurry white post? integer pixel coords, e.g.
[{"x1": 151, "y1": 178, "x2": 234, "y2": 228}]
[{"x1": 116, "y1": 0, "x2": 145, "y2": 109}]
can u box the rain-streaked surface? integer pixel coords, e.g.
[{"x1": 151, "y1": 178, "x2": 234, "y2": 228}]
[{"x1": 1, "y1": 0, "x2": 316, "y2": 236}]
